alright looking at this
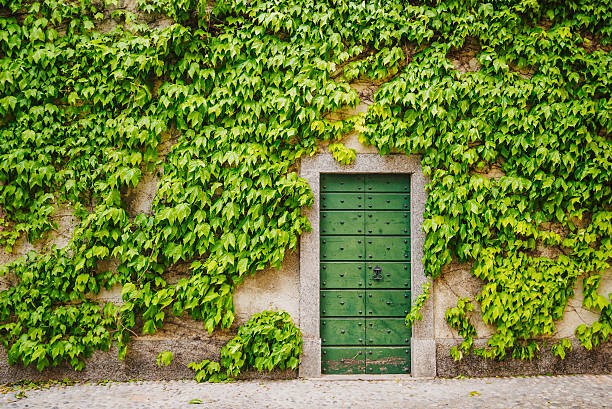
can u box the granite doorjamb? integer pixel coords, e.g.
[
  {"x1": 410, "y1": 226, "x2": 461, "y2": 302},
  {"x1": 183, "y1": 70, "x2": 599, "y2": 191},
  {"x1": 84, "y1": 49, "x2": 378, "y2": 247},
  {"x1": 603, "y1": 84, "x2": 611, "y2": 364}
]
[{"x1": 298, "y1": 154, "x2": 435, "y2": 378}]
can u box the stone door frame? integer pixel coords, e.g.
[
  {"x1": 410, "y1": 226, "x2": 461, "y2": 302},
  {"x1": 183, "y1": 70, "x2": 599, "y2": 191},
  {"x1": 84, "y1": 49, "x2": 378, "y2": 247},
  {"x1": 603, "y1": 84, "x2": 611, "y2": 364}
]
[{"x1": 299, "y1": 153, "x2": 436, "y2": 377}]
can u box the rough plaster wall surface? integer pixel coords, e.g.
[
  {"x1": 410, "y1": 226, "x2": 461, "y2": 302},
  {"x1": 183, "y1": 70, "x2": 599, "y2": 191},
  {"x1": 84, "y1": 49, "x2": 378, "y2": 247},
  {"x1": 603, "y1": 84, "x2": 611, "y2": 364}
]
[
  {"x1": 434, "y1": 265, "x2": 496, "y2": 339},
  {"x1": 0, "y1": 204, "x2": 79, "y2": 294},
  {"x1": 0, "y1": 341, "x2": 295, "y2": 382},
  {"x1": 97, "y1": 0, "x2": 175, "y2": 33},
  {"x1": 234, "y1": 251, "x2": 300, "y2": 325}
]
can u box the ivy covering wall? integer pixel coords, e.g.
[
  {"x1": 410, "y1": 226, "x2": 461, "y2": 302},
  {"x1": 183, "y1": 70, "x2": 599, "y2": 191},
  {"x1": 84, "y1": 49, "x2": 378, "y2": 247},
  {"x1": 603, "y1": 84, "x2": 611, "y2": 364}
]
[{"x1": 0, "y1": 0, "x2": 610, "y2": 372}]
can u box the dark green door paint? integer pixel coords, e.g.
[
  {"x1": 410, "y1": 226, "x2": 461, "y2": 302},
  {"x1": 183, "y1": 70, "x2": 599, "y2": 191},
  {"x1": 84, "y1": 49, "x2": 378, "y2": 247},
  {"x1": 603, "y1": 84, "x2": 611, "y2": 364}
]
[
  {"x1": 320, "y1": 174, "x2": 411, "y2": 374},
  {"x1": 321, "y1": 347, "x2": 365, "y2": 374},
  {"x1": 320, "y1": 211, "x2": 364, "y2": 234},
  {"x1": 321, "y1": 318, "x2": 365, "y2": 345},
  {"x1": 365, "y1": 174, "x2": 410, "y2": 192},
  {"x1": 366, "y1": 263, "x2": 411, "y2": 289},
  {"x1": 365, "y1": 193, "x2": 410, "y2": 210},
  {"x1": 320, "y1": 290, "x2": 364, "y2": 316},
  {"x1": 321, "y1": 174, "x2": 364, "y2": 192},
  {"x1": 366, "y1": 237, "x2": 410, "y2": 261},
  {"x1": 366, "y1": 211, "x2": 411, "y2": 235},
  {"x1": 320, "y1": 236, "x2": 364, "y2": 261},
  {"x1": 320, "y1": 262, "x2": 364, "y2": 289},
  {"x1": 365, "y1": 347, "x2": 411, "y2": 374},
  {"x1": 366, "y1": 318, "x2": 412, "y2": 345},
  {"x1": 366, "y1": 290, "x2": 411, "y2": 316},
  {"x1": 321, "y1": 193, "x2": 364, "y2": 210}
]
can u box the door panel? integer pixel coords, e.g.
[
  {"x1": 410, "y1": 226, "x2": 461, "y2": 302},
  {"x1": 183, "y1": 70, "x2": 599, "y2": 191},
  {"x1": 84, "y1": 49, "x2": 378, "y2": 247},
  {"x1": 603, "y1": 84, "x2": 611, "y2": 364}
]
[
  {"x1": 366, "y1": 290, "x2": 411, "y2": 317},
  {"x1": 365, "y1": 211, "x2": 410, "y2": 235},
  {"x1": 321, "y1": 290, "x2": 364, "y2": 316},
  {"x1": 365, "y1": 318, "x2": 411, "y2": 345},
  {"x1": 321, "y1": 193, "x2": 364, "y2": 210},
  {"x1": 365, "y1": 193, "x2": 410, "y2": 210},
  {"x1": 365, "y1": 174, "x2": 410, "y2": 193},
  {"x1": 321, "y1": 174, "x2": 364, "y2": 192},
  {"x1": 322, "y1": 347, "x2": 365, "y2": 374},
  {"x1": 321, "y1": 318, "x2": 365, "y2": 346},
  {"x1": 365, "y1": 347, "x2": 411, "y2": 374},
  {"x1": 321, "y1": 262, "x2": 365, "y2": 289},
  {"x1": 365, "y1": 262, "x2": 411, "y2": 289},
  {"x1": 321, "y1": 236, "x2": 364, "y2": 261},
  {"x1": 365, "y1": 237, "x2": 410, "y2": 261},
  {"x1": 321, "y1": 211, "x2": 364, "y2": 235}
]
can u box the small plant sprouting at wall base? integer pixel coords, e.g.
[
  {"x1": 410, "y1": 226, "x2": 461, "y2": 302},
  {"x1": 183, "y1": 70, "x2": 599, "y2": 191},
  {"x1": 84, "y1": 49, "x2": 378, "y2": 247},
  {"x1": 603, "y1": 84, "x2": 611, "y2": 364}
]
[
  {"x1": 188, "y1": 311, "x2": 302, "y2": 382},
  {"x1": 156, "y1": 350, "x2": 173, "y2": 368}
]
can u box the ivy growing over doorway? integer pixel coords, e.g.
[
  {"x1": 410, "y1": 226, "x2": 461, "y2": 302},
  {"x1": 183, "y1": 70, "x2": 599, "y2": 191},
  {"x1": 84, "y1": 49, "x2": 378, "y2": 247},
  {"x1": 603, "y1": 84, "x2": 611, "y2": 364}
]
[{"x1": 0, "y1": 0, "x2": 610, "y2": 372}]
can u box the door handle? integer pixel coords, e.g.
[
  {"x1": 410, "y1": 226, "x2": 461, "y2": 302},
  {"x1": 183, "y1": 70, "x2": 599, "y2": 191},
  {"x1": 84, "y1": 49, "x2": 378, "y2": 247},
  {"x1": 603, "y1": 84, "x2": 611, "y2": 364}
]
[{"x1": 372, "y1": 266, "x2": 383, "y2": 281}]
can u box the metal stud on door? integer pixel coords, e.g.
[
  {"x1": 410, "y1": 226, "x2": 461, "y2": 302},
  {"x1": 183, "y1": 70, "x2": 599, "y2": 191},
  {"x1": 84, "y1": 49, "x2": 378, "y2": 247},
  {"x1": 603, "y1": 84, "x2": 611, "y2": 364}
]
[{"x1": 320, "y1": 174, "x2": 411, "y2": 374}]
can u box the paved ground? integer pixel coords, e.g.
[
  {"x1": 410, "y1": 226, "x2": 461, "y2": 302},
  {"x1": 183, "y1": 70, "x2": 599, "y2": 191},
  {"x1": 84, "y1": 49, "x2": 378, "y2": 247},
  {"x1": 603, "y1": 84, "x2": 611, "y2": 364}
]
[{"x1": 1, "y1": 375, "x2": 610, "y2": 408}]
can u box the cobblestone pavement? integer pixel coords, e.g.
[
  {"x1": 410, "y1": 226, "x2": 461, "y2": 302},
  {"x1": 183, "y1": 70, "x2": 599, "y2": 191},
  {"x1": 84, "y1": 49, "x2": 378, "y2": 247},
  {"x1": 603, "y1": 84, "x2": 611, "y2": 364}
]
[{"x1": 1, "y1": 375, "x2": 610, "y2": 409}]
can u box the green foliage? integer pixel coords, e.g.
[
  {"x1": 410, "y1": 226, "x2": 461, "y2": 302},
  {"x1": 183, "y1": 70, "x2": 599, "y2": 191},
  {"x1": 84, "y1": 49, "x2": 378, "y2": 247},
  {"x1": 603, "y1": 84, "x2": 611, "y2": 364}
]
[
  {"x1": 551, "y1": 338, "x2": 573, "y2": 359},
  {"x1": 405, "y1": 280, "x2": 431, "y2": 327},
  {"x1": 358, "y1": 2, "x2": 612, "y2": 359},
  {"x1": 445, "y1": 298, "x2": 478, "y2": 361},
  {"x1": 0, "y1": 0, "x2": 610, "y2": 372},
  {"x1": 328, "y1": 143, "x2": 356, "y2": 165},
  {"x1": 188, "y1": 311, "x2": 302, "y2": 382},
  {"x1": 156, "y1": 350, "x2": 173, "y2": 367}
]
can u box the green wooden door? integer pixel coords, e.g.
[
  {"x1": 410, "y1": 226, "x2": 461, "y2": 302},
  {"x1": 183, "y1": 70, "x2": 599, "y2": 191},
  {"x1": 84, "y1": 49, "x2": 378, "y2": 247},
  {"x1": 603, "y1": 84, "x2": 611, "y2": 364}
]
[{"x1": 320, "y1": 174, "x2": 411, "y2": 374}]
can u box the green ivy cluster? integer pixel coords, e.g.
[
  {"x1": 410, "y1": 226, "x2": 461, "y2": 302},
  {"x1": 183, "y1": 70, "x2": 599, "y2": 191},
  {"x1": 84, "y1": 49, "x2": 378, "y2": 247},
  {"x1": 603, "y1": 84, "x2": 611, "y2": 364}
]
[
  {"x1": 445, "y1": 297, "x2": 478, "y2": 361},
  {"x1": 188, "y1": 311, "x2": 302, "y2": 382},
  {"x1": 0, "y1": 0, "x2": 610, "y2": 373},
  {"x1": 360, "y1": 4, "x2": 612, "y2": 359}
]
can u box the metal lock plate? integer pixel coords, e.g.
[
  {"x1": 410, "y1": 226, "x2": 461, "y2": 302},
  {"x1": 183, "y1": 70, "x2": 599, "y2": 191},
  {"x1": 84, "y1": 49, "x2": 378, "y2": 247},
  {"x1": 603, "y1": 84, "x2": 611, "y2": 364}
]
[{"x1": 366, "y1": 263, "x2": 411, "y2": 289}]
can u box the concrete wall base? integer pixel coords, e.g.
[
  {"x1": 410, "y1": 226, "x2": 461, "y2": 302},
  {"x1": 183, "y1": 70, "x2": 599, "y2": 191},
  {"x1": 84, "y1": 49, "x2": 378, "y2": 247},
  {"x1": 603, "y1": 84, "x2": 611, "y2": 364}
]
[{"x1": 0, "y1": 338, "x2": 296, "y2": 383}]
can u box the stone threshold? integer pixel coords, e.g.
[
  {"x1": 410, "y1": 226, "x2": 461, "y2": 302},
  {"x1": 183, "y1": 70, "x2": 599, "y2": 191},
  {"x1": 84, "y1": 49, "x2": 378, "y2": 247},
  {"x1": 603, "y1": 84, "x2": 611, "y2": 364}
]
[{"x1": 312, "y1": 374, "x2": 430, "y2": 381}]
